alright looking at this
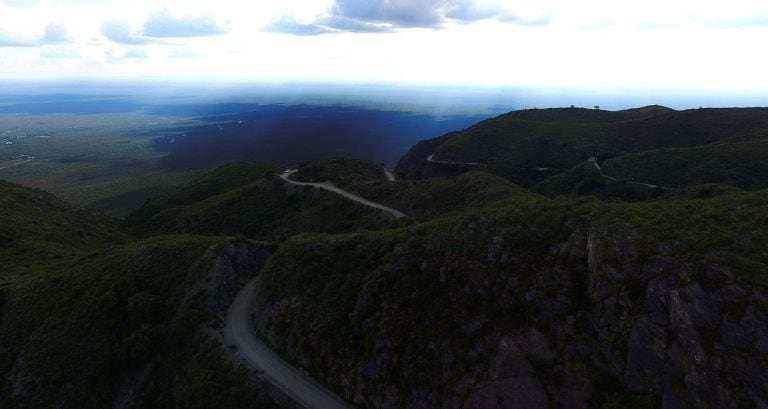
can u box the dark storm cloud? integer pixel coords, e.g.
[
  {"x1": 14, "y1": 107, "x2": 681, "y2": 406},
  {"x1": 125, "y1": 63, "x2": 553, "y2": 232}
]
[
  {"x1": 265, "y1": 0, "x2": 550, "y2": 36},
  {"x1": 141, "y1": 9, "x2": 227, "y2": 38}
]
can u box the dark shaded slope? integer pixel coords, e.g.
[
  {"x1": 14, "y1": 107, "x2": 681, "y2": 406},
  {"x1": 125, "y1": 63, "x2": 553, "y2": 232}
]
[
  {"x1": 0, "y1": 181, "x2": 283, "y2": 409},
  {"x1": 1, "y1": 236, "x2": 278, "y2": 409}
]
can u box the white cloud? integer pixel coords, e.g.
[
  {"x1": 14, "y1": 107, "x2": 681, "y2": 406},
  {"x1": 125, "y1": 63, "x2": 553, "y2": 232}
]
[
  {"x1": 43, "y1": 23, "x2": 71, "y2": 43},
  {"x1": 142, "y1": 9, "x2": 227, "y2": 37},
  {"x1": 101, "y1": 20, "x2": 153, "y2": 44},
  {"x1": 0, "y1": 0, "x2": 38, "y2": 9},
  {"x1": 41, "y1": 46, "x2": 81, "y2": 58},
  {"x1": 264, "y1": 0, "x2": 555, "y2": 35},
  {"x1": 263, "y1": 16, "x2": 331, "y2": 36},
  {"x1": 0, "y1": 23, "x2": 72, "y2": 47},
  {"x1": 0, "y1": 0, "x2": 766, "y2": 93}
]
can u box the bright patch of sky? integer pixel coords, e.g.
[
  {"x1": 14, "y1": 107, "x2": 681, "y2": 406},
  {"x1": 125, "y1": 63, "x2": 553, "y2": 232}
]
[{"x1": 0, "y1": 0, "x2": 767, "y2": 91}]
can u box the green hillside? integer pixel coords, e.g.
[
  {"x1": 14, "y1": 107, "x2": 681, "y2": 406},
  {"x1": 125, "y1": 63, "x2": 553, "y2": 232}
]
[
  {"x1": 396, "y1": 106, "x2": 768, "y2": 194},
  {"x1": 253, "y1": 187, "x2": 768, "y2": 408},
  {"x1": 0, "y1": 180, "x2": 126, "y2": 269},
  {"x1": 291, "y1": 158, "x2": 388, "y2": 187},
  {"x1": 0, "y1": 177, "x2": 285, "y2": 409},
  {"x1": 600, "y1": 139, "x2": 768, "y2": 189},
  {"x1": 345, "y1": 170, "x2": 537, "y2": 220},
  {"x1": 126, "y1": 162, "x2": 398, "y2": 240}
]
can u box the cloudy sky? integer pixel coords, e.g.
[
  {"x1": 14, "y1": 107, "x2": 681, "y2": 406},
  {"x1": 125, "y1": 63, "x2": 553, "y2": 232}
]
[{"x1": 1, "y1": 0, "x2": 767, "y2": 90}]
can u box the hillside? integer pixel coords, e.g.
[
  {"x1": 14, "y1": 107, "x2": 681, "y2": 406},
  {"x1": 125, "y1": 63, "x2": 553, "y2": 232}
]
[
  {"x1": 290, "y1": 158, "x2": 388, "y2": 188},
  {"x1": 126, "y1": 162, "x2": 398, "y2": 240},
  {"x1": 599, "y1": 139, "x2": 768, "y2": 189},
  {"x1": 0, "y1": 180, "x2": 125, "y2": 265},
  {"x1": 252, "y1": 188, "x2": 768, "y2": 408},
  {"x1": 0, "y1": 180, "x2": 285, "y2": 409},
  {"x1": 344, "y1": 170, "x2": 536, "y2": 221},
  {"x1": 396, "y1": 106, "x2": 768, "y2": 194}
]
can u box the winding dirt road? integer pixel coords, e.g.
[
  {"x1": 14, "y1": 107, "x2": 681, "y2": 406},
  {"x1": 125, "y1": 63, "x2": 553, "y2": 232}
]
[
  {"x1": 225, "y1": 279, "x2": 355, "y2": 409},
  {"x1": 426, "y1": 154, "x2": 557, "y2": 172},
  {"x1": 426, "y1": 154, "x2": 487, "y2": 166},
  {"x1": 589, "y1": 156, "x2": 671, "y2": 190},
  {"x1": 280, "y1": 170, "x2": 406, "y2": 219}
]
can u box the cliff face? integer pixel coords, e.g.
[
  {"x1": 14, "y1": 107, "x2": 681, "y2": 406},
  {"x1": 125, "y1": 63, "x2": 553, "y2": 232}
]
[
  {"x1": 252, "y1": 217, "x2": 768, "y2": 408},
  {"x1": 583, "y1": 232, "x2": 767, "y2": 408}
]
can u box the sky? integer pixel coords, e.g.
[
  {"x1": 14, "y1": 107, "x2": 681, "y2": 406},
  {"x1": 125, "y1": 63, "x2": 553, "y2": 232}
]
[{"x1": 1, "y1": 0, "x2": 768, "y2": 91}]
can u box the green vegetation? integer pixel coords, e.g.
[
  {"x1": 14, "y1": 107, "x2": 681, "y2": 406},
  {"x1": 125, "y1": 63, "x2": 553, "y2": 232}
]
[
  {"x1": 0, "y1": 178, "x2": 281, "y2": 408},
  {"x1": 397, "y1": 106, "x2": 768, "y2": 196},
  {"x1": 0, "y1": 180, "x2": 126, "y2": 267},
  {"x1": 1, "y1": 153, "x2": 416, "y2": 408},
  {"x1": 0, "y1": 236, "x2": 279, "y2": 409},
  {"x1": 600, "y1": 139, "x2": 768, "y2": 189},
  {"x1": 346, "y1": 170, "x2": 537, "y2": 220},
  {"x1": 0, "y1": 112, "x2": 205, "y2": 217},
  {"x1": 292, "y1": 158, "x2": 387, "y2": 187},
  {"x1": 254, "y1": 183, "x2": 768, "y2": 406},
  {"x1": 126, "y1": 162, "x2": 398, "y2": 240}
]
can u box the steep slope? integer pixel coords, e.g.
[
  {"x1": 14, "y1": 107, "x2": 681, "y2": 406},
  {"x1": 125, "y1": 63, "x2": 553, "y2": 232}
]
[
  {"x1": 251, "y1": 189, "x2": 768, "y2": 408},
  {"x1": 1, "y1": 236, "x2": 279, "y2": 409},
  {"x1": 396, "y1": 106, "x2": 768, "y2": 190},
  {"x1": 0, "y1": 180, "x2": 283, "y2": 409}
]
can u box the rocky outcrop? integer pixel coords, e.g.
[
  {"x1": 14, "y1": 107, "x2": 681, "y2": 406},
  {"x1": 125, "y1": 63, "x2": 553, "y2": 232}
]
[
  {"x1": 585, "y1": 231, "x2": 768, "y2": 408},
  {"x1": 253, "y1": 221, "x2": 768, "y2": 408}
]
